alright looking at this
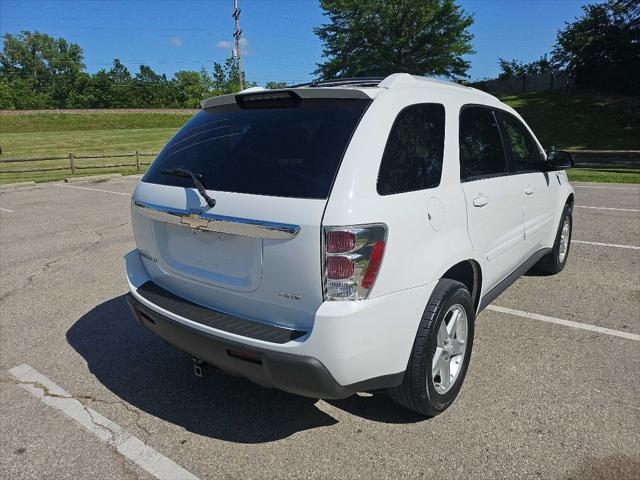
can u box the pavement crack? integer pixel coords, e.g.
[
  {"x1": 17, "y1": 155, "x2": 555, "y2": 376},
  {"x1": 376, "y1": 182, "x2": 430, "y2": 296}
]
[
  {"x1": 10, "y1": 376, "x2": 144, "y2": 479},
  {"x1": 1, "y1": 377, "x2": 70, "y2": 399},
  {"x1": 0, "y1": 222, "x2": 127, "y2": 301},
  {"x1": 77, "y1": 394, "x2": 152, "y2": 439}
]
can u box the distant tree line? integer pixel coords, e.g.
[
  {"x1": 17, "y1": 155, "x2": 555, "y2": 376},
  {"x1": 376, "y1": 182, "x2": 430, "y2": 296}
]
[
  {"x1": 0, "y1": 31, "x2": 260, "y2": 109},
  {"x1": 1, "y1": 0, "x2": 637, "y2": 109},
  {"x1": 497, "y1": 0, "x2": 639, "y2": 94}
]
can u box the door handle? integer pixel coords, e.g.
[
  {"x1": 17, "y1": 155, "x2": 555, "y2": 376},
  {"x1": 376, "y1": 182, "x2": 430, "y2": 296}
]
[
  {"x1": 524, "y1": 186, "x2": 534, "y2": 195},
  {"x1": 472, "y1": 195, "x2": 489, "y2": 207}
]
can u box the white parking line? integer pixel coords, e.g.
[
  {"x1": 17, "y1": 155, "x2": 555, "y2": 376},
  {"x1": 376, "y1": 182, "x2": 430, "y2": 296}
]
[
  {"x1": 0, "y1": 207, "x2": 14, "y2": 213},
  {"x1": 574, "y1": 185, "x2": 638, "y2": 191},
  {"x1": 55, "y1": 184, "x2": 132, "y2": 197},
  {"x1": 9, "y1": 364, "x2": 199, "y2": 480},
  {"x1": 488, "y1": 305, "x2": 640, "y2": 342},
  {"x1": 573, "y1": 240, "x2": 640, "y2": 250},
  {"x1": 575, "y1": 205, "x2": 640, "y2": 212}
]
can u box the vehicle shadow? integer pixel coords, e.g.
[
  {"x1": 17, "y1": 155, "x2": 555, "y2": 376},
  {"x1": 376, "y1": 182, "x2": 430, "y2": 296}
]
[
  {"x1": 66, "y1": 295, "x2": 423, "y2": 444},
  {"x1": 326, "y1": 394, "x2": 426, "y2": 424}
]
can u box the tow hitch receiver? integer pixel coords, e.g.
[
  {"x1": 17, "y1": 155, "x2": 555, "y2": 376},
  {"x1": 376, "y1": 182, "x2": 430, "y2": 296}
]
[{"x1": 192, "y1": 357, "x2": 206, "y2": 378}]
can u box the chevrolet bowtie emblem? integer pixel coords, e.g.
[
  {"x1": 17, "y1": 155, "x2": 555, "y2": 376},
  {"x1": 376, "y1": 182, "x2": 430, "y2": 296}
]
[{"x1": 180, "y1": 213, "x2": 210, "y2": 230}]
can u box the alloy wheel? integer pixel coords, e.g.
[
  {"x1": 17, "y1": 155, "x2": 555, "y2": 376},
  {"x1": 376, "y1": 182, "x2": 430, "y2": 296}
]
[{"x1": 432, "y1": 304, "x2": 468, "y2": 394}]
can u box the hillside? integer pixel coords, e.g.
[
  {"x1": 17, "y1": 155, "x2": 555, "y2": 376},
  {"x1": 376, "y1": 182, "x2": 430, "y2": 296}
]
[
  {"x1": 498, "y1": 90, "x2": 640, "y2": 151},
  {"x1": 1, "y1": 90, "x2": 638, "y2": 184},
  {"x1": 0, "y1": 111, "x2": 194, "y2": 183}
]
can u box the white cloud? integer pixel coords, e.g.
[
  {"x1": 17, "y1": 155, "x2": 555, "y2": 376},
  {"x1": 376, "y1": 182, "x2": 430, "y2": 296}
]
[
  {"x1": 169, "y1": 36, "x2": 183, "y2": 47},
  {"x1": 215, "y1": 37, "x2": 252, "y2": 55}
]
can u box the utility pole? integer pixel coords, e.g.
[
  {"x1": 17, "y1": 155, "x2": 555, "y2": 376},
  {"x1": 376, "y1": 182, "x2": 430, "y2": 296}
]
[{"x1": 232, "y1": 0, "x2": 244, "y2": 90}]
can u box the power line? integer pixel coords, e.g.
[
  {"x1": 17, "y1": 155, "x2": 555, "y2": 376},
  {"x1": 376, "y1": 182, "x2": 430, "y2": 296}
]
[
  {"x1": 0, "y1": 70, "x2": 310, "y2": 85},
  {"x1": 1, "y1": 23, "x2": 319, "y2": 43},
  {"x1": 243, "y1": 57, "x2": 317, "y2": 67},
  {"x1": 0, "y1": 22, "x2": 216, "y2": 32},
  {"x1": 242, "y1": 8, "x2": 317, "y2": 24}
]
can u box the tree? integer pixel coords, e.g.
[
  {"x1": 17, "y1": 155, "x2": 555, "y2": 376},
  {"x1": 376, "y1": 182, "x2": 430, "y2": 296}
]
[
  {"x1": 0, "y1": 77, "x2": 13, "y2": 109},
  {"x1": 265, "y1": 81, "x2": 288, "y2": 89},
  {"x1": 211, "y1": 54, "x2": 254, "y2": 95},
  {"x1": 314, "y1": 0, "x2": 474, "y2": 80},
  {"x1": 171, "y1": 69, "x2": 212, "y2": 108},
  {"x1": 0, "y1": 31, "x2": 85, "y2": 108},
  {"x1": 132, "y1": 65, "x2": 169, "y2": 107},
  {"x1": 0, "y1": 31, "x2": 271, "y2": 109},
  {"x1": 106, "y1": 59, "x2": 133, "y2": 107},
  {"x1": 498, "y1": 55, "x2": 552, "y2": 80},
  {"x1": 552, "y1": 0, "x2": 640, "y2": 94}
]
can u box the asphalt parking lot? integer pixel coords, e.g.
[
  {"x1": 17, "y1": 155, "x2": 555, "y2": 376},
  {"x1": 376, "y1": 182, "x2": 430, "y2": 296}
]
[{"x1": 1, "y1": 176, "x2": 639, "y2": 480}]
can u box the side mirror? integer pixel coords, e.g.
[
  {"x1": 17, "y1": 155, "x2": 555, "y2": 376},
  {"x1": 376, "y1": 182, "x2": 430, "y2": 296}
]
[{"x1": 545, "y1": 149, "x2": 574, "y2": 170}]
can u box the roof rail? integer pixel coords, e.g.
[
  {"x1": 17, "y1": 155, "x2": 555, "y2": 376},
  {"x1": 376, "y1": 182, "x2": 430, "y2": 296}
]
[
  {"x1": 379, "y1": 73, "x2": 492, "y2": 96},
  {"x1": 289, "y1": 77, "x2": 385, "y2": 88}
]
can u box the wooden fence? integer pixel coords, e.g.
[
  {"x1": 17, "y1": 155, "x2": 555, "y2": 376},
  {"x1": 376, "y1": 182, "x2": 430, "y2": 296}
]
[
  {"x1": 0, "y1": 151, "x2": 158, "y2": 174},
  {"x1": 1, "y1": 149, "x2": 637, "y2": 176},
  {"x1": 472, "y1": 70, "x2": 574, "y2": 94}
]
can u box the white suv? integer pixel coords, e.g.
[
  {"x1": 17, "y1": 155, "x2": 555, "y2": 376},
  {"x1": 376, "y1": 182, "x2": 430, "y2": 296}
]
[{"x1": 125, "y1": 73, "x2": 574, "y2": 416}]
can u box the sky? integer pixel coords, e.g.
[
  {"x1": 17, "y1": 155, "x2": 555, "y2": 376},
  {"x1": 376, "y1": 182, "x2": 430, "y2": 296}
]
[{"x1": 0, "y1": 0, "x2": 593, "y2": 85}]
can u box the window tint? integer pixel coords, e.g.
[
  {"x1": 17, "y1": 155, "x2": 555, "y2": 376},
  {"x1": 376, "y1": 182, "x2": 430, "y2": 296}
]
[
  {"x1": 377, "y1": 104, "x2": 445, "y2": 195},
  {"x1": 496, "y1": 112, "x2": 541, "y2": 172},
  {"x1": 143, "y1": 98, "x2": 370, "y2": 199},
  {"x1": 459, "y1": 107, "x2": 507, "y2": 180}
]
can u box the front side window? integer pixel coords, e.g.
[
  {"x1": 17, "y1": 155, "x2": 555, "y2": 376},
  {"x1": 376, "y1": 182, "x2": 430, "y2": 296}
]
[
  {"x1": 143, "y1": 98, "x2": 370, "y2": 199},
  {"x1": 377, "y1": 104, "x2": 445, "y2": 195},
  {"x1": 459, "y1": 106, "x2": 507, "y2": 180},
  {"x1": 496, "y1": 112, "x2": 541, "y2": 173}
]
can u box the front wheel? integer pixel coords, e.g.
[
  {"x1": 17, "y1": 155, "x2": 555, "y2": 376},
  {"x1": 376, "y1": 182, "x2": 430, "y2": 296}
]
[
  {"x1": 388, "y1": 279, "x2": 475, "y2": 416},
  {"x1": 534, "y1": 203, "x2": 573, "y2": 275}
]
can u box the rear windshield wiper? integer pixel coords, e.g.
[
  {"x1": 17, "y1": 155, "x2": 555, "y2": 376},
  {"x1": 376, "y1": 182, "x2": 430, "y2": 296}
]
[{"x1": 160, "y1": 168, "x2": 216, "y2": 208}]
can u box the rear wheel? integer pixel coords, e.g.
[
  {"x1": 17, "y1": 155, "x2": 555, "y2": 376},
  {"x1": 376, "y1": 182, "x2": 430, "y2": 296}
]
[
  {"x1": 389, "y1": 279, "x2": 474, "y2": 416},
  {"x1": 534, "y1": 203, "x2": 573, "y2": 275}
]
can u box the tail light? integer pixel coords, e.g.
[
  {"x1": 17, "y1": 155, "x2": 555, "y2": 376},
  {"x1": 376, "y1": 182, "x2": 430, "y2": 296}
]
[{"x1": 323, "y1": 224, "x2": 387, "y2": 300}]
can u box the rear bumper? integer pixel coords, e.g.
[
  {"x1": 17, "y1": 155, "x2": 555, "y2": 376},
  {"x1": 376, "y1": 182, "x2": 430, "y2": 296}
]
[
  {"x1": 125, "y1": 249, "x2": 436, "y2": 398},
  {"x1": 127, "y1": 293, "x2": 358, "y2": 398}
]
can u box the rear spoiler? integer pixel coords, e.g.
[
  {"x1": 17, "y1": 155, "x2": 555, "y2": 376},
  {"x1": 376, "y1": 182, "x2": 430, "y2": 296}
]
[{"x1": 200, "y1": 88, "x2": 372, "y2": 110}]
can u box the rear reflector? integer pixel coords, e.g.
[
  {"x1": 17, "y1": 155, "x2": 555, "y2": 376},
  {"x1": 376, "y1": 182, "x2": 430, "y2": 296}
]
[
  {"x1": 361, "y1": 241, "x2": 385, "y2": 288},
  {"x1": 227, "y1": 349, "x2": 262, "y2": 364}
]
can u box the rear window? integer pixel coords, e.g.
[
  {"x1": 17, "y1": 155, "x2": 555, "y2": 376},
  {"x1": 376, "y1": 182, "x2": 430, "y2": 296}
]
[{"x1": 143, "y1": 98, "x2": 370, "y2": 199}]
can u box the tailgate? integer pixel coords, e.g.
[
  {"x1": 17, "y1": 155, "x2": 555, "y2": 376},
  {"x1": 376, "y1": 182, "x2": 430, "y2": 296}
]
[
  {"x1": 132, "y1": 183, "x2": 327, "y2": 331},
  {"x1": 131, "y1": 91, "x2": 371, "y2": 332}
]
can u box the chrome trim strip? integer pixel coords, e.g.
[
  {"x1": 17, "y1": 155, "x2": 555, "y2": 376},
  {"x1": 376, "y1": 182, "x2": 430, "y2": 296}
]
[{"x1": 134, "y1": 201, "x2": 300, "y2": 240}]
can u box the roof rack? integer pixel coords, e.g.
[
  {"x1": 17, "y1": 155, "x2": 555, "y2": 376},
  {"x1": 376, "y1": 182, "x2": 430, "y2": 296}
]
[
  {"x1": 201, "y1": 73, "x2": 494, "y2": 109},
  {"x1": 289, "y1": 77, "x2": 385, "y2": 88}
]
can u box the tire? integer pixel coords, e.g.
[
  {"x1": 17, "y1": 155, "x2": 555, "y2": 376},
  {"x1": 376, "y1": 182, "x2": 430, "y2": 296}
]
[
  {"x1": 388, "y1": 279, "x2": 475, "y2": 417},
  {"x1": 534, "y1": 203, "x2": 573, "y2": 275}
]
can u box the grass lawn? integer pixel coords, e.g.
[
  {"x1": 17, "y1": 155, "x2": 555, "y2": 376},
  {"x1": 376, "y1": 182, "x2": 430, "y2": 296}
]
[
  {"x1": 0, "y1": 111, "x2": 193, "y2": 183},
  {"x1": 0, "y1": 111, "x2": 194, "y2": 133},
  {"x1": 567, "y1": 168, "x2": 640, "y2": 184},
  {"x1": 2, "y1": 128, "x2": 177, "y2": 158},
  {"x1": 498, "y1": 90, "x2": 640, "y2": 151},
  {"x1": 1, "y1": 90, "x2": 638, "y2": 184}
]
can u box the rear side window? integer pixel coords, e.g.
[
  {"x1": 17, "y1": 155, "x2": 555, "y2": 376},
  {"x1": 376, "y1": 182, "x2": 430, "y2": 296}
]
[
  {"x1": 495, "y1": 112, "x2": 541, "y2": 173},
  {"x1": 377, "y1": 104, "x2": 445, "y2": 195},
  {"x1": 459, "y1": 106, "x2": 507, "y2": 180},
  {"x1": 143, "y1": 98, "x2": 370, "y2": 199}
]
